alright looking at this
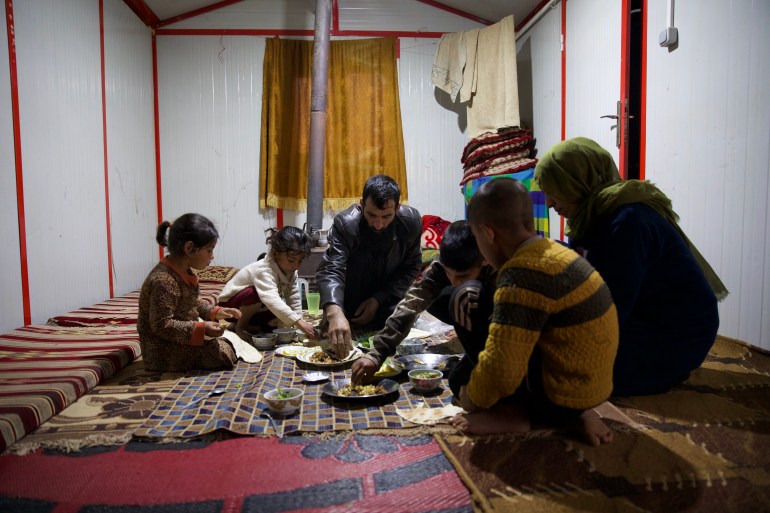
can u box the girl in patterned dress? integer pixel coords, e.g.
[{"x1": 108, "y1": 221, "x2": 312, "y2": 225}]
[{"x1": 137, "y1": 213, "x2": 242, "y2": 372}]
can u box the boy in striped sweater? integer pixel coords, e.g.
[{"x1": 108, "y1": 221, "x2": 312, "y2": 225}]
[{"x1": 452, "y1": 178, "x2": 619, "y2": 446}]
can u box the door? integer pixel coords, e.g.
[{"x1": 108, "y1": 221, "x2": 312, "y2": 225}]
[{"x1": 565, "y1": 0, "x2": 622, "y2": 166}]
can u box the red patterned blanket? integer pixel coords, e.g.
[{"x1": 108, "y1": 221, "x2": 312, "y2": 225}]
[{"x1": 0, "y1": 325, "x2": 141, "y2": 452}]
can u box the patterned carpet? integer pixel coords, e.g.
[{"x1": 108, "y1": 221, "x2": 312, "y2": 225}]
[
  {"x1": 436, "y1": 336, "x2": 770, "y2": 513},
  {"x1": 0, "y1": 435, "x2": 473, "y2": 513}
]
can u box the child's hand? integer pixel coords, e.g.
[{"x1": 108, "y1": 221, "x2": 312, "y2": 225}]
[
  {"x1": 204, "y1": 321, "x2": 226, "y2": 337},
  {"x1": 296, "y1": 319, "x2": 317, "y2": 339},
  {"x1": 217, "y1": 307, "x2": 241, "y2": 320}
]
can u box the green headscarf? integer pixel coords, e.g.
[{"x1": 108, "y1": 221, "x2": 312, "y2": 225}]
[{"x1": 534, "y1": 137, "x2": 728, "y2": 301}]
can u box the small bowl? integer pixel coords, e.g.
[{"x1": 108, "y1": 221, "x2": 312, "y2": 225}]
[
  {"x1": 272, "y1": 328, "x2": 297, "y2": 344},
  {"x1": 398, "y1": 338, "x2": 425, "y2": 355},
  {"x1": 252, "y1": 333, "x2": 278, "y2": 350},
  {"x1": 408, "y1": 369, "x2": 443, "y2": 392},
  {"x1": 263, "y1": 387, "x2": 304, "y2": 415}
]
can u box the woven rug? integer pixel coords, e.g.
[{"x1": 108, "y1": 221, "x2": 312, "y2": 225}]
[
  {"x1": 135, "y1": 349, "x2": 459, "y2": 440},
  {"x1": 7, "y1": 358, "x2": 190, "y2": 454},
  {"x1": 436, "y1": 335, "x2": 770, "y2": 513},
  {"x1": 0, "y1": 434, "x2": 473, "y2": 512}
]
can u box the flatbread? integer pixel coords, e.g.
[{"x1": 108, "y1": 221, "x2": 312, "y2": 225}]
[{"x1": 396, "y1": 401, "x2": 464, "y2": 425}]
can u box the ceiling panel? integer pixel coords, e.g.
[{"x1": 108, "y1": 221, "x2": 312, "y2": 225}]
[{"x1": 139, "y1": 0, "x2": 545, "y2": 27}]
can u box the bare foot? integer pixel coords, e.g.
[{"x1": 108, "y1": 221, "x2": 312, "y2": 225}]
[
  {"x1": 450, "y1": 403, "x2": 531, "y2": 435},
  {"x1": 577, "y1": 409, "x2": 614, "y2": 446}
]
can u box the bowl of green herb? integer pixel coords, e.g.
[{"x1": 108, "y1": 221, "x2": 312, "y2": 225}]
[
  {"x1": 408, "y1": 369, "x2": 443, "y2": 393},
  {"x1": 263, "y1": 387, "x2": 303, "y2": 415}
]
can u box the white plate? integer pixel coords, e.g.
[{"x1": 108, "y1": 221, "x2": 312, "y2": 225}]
[
  {"x1": 274, "y1": 345, "x2": 313, "y2": 359},
  {"x1": 296, "y1": 347, "x2": 363, "y2": 366}
]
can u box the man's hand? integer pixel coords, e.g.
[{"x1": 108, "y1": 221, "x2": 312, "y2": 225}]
[
  {"x1": 350, "y1": 297, "x2": 379, "y2": 326},
  {"x1": 325, "y1": 304, "x2": 352, "y2": 358},
  {"x1": 351, "y1": 358, "x2": 379, "y2": 385}
]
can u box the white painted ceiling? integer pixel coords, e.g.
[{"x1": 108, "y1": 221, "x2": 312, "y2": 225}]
[{"x1": 141, "y1": 0, "x2": 544, "y2": 26}]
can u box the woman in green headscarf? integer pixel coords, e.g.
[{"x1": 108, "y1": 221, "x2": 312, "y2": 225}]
[{"x1": 534, "y1": 137, "x2": 726, "y2": 396}]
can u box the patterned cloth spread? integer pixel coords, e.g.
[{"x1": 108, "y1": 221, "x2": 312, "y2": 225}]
[
  {"x1": 463, "y1": 168, "x2": 549, "y2": 238},
  {"x1": 136, "y1": 334, "x2": 460, "y2": 440}
]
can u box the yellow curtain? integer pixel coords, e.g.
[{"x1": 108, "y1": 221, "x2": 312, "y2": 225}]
[{"x1": 259, "y1": 37, "x2": 407, "y2": 211}]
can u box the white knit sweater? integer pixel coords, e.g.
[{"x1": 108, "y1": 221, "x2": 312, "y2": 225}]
[{"x1": 218, "y1": 253, "x2": 302, "y2": 327}]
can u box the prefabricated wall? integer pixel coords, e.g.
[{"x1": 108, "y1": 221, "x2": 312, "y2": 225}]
[
  {"x1": 0, "y1": 0, "x2": 155, "y2": 332},
  {"x1": 644, "y1": 0, "x2": 770, "y2": 349},
  {"x1": 515, "y1": 0, "x2": 770, "y2": 349}
]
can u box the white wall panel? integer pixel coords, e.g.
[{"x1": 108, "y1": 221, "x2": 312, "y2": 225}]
[
  {"x1": 104, "y1": 0, "x2": 157, "y2": 296},
  {"x1": 157, "y1": 36, "x2": 274, "y2": 268},
  {"x1": 0, "y1": 0, "x2": 24, "y2": 333},
  {"x1": 565, "y1": 0, "x2": 620, "y2": 162},
  {"x1": 399, "y1": 38, "x2": 468, "y2": 223},
  {"x1": 518, "y1": 4, "x2": 563, "y2": 239},
  {"x1": 14, "y1": 0, "x2": 108, "y2": 325},
  {"x1": 645, "y1": 0, "x2": 770, "y2": 349}
]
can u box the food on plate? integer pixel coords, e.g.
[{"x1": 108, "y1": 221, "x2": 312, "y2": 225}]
[
  {"x1": 338, "y1": 383, "x2": 387, "y2": 396},
  {"x1": 277, "y1": 346, "x2": 309, "y2": 358},
  {"x1": 310, "y1": 351, "x2": 337, "y2": 364}
]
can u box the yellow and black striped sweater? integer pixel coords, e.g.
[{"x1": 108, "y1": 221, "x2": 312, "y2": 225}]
[{"x1": 468, "y1": 238, "x2": 619, "y2": 410}]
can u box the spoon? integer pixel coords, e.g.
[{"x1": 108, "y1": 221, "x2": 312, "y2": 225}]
[
  {"x1": 185, "y1": 388, "x2": 227, "y2": 407},
  {"x1": 261, "y1": 410, "x2": 283, "y2": 438}
]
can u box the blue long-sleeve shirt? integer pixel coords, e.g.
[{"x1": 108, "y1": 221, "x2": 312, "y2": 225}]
[{"x1": 574, "y1": 203, "x2": 719, "y2": 396}]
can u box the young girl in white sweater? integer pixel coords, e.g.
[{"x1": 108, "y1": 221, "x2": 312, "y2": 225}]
[{"x1": 218, "y1": 226, "x2": 317, "y2": 341}]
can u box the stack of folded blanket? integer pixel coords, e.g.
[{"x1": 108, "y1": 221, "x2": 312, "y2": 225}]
[{"x1": 459, "y1": 127, "x2": 538, "y2": 186}]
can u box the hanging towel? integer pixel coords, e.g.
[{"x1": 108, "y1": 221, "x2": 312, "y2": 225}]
[
  {"x1": 431, "y1": 31, "x2": 466, "y2": 101},
  {"x1": 467, "y1": 15, "x2": 520, "y2": 138},
  {"x1": 459, "y1": 28, "x2": 479, "y2": 103}
]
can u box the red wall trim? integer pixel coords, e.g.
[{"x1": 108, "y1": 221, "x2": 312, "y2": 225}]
[
  {"x1": 559, "y1": 0, "x2": 567, "y2": 241},
  {"x1": 516, "y1": 0, "x2": 552, "y2": 32},
  {"x1": 122, "y1": 0, "x2": 160, "y2": 27},
  {"x1": 151, "y1": 34, "x2": 164, "y2": 260},
  {"x1": 5, "y1": 0, "x2": 31, "y2": 325},
  {"x1": 639, "y1": 0, "x2": 647, "y2": 180},
  {"x1": 332, "y1": 0, "x2": 339, "y2": 33},
  {"x1": 414, "y1": 0, "x2": 492, "y2": 26},
  {"x1": 618, "y1": 0, "x2": 630, "y2": 179},
  {"x1": 153, "y1": 0, "x2": 247, "y2": 29},
  {"x1": 276, "y1": 209, "x2": 284, "y2": 230},
  {"x1": 156, "y1": 28, "x2": 445, "y2": 38},
  {"x1": 99, "y1": 0, "x2": 115, "y2": 298}
]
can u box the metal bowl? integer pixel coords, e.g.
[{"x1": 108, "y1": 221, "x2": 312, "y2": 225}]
[
  {"x1": 396, "y1": 353, "x2": 460, "y2": 371},
  {"x1": 251, "y1": 333, "x2": 278, "y2": 350}
]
